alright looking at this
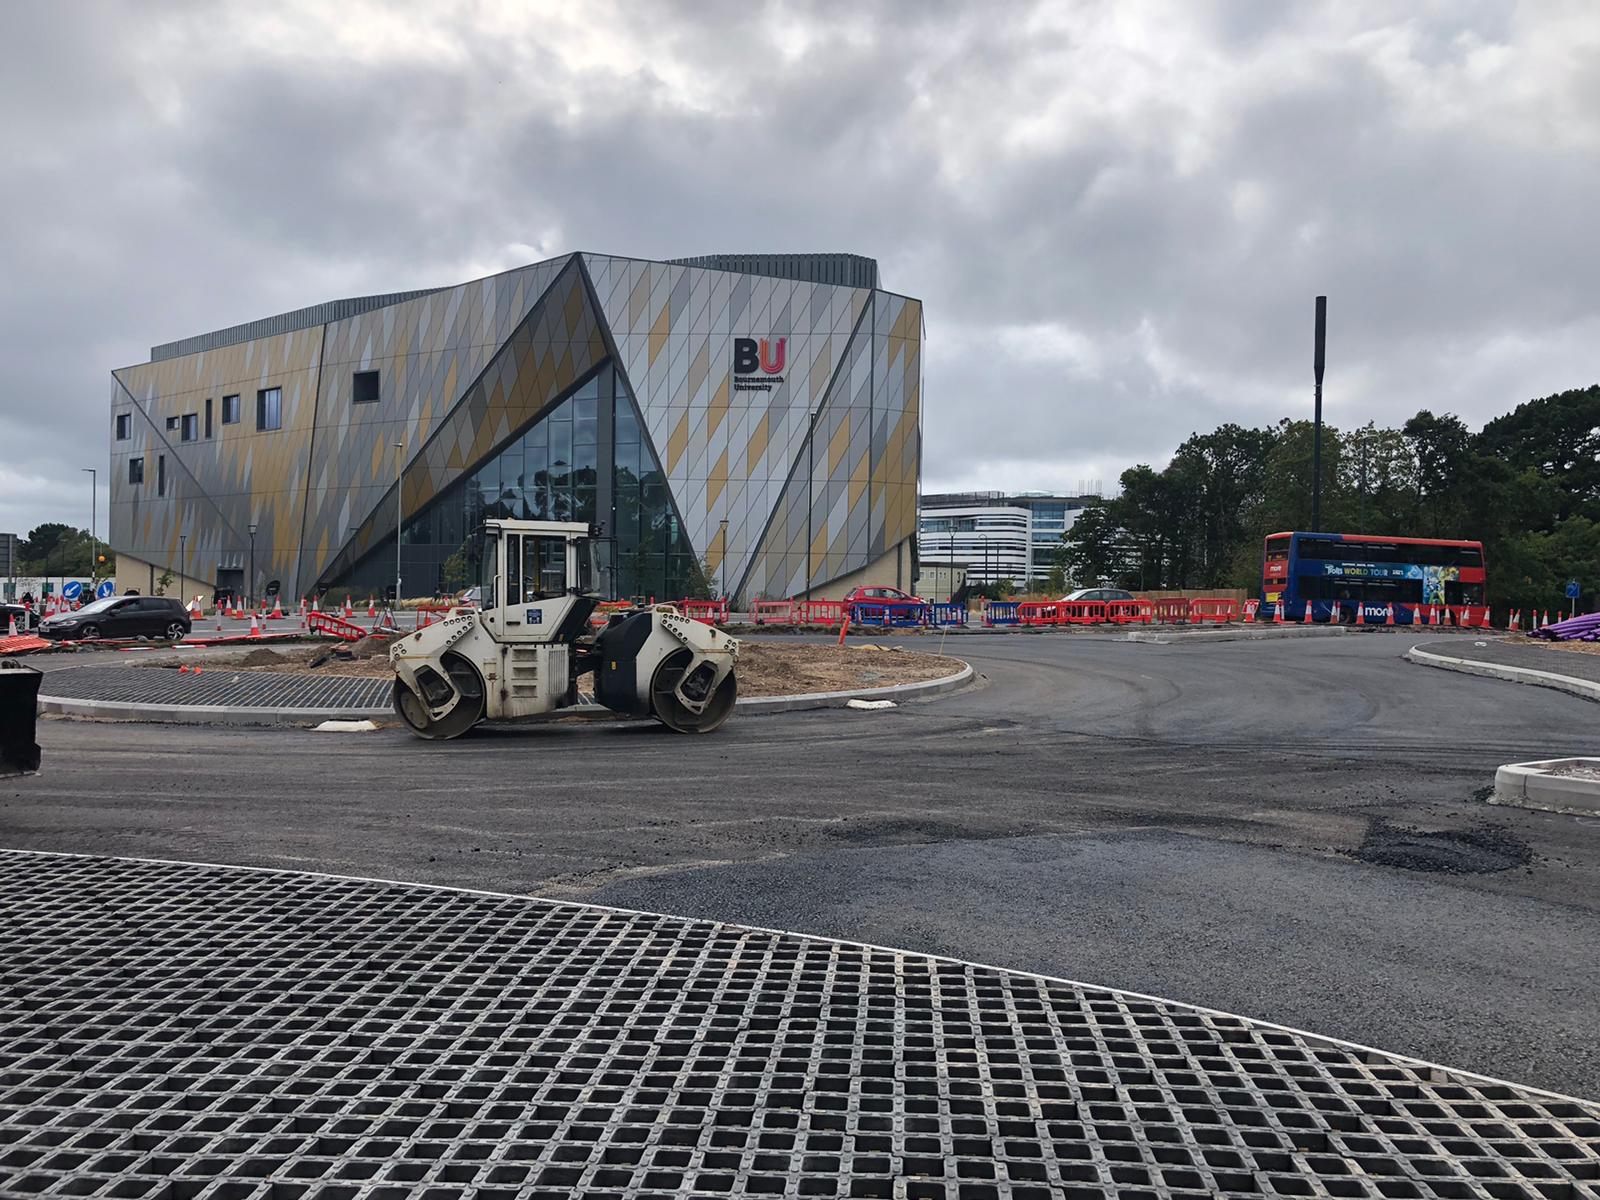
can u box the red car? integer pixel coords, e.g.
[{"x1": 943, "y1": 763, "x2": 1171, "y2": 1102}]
[{"x1": 842, "y1": 586, "x2": 929, "y2": 624}]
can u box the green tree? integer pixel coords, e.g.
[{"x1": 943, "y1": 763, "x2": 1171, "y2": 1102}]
[
  {"x1": 1167, "y1": 423, "x2": 1277, "y2": 586},
  {"x1": 21, "y1": 526, "x2": 106, "y2": 577},
  {"x1": 1058, "y1": 504, "x2": 1126, "y2": 588},
  {"x1": 441, "y1": 546, "x2": 471, "y2": 593},
  {"x1": 20, "y1": 523, "x2": 78, "y2": 570},
  {"x1": 1477, "y1": 385, "x2": 1600, "y2": 523}
]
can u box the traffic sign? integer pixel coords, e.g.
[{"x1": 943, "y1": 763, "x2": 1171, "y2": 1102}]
[
  {"x1": 61, "y1": 581, "x2": 82, "y2": 600},
  {"x1": 96, "y1": 580, "x2": 115, "y2": 600},
  {"x1": 1566, "y1": 580, "x2": 1581, "y2": 600}
]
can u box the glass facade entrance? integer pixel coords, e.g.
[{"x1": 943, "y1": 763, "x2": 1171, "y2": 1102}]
[{"x1": 333, "y1": 362, "x2": 702, "y2": 602}]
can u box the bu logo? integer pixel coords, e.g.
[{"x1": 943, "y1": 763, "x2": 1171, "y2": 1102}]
[{"x1": 734, "y1": 337, "x2": 786, "y2": 375}]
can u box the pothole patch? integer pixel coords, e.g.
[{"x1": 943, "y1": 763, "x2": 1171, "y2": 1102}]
[{"x1": 1351, "y1": 820, "x2": 1533, "y2": 874}]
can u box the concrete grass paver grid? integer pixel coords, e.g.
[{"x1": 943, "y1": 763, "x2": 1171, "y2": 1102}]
[
  {"x1": 1413, "y1": 638, "x2": 1600, "y2": 686},
  {"x1": 36, "y1": 664, "x2": 391, "y2": 710},
  {"x1": 2, "y1": 855, "x2": 1599, "y2": 1198}
]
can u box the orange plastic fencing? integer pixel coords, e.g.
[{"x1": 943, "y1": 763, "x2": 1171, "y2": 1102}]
[
  {"x1": 308, "y1": 611, "x2": 367, "y2": 641},
  {"x1": 1152, "y1": 598, "x2": 1191, "y2": 623},
  {"x1": 1061, "y1": 600, "x2": 1109, "y2": 625},
  {"x1": 798, "y1": 599, "x2": 846, "y2": 626},
  {"x1": 0, "y1": 635, "x2": 51, "y2": 655},
  {"x1": 752, "y1": 600, "x2": 796, "y2": 625},
  {"x1": 1189, "y1": 598, "x2": 1239, "y2": 624},
  {"x1": 588, "y1": 600, "x2": 637, "y2": 628},
  {"x1": 1106, "y1": 599, "x2": 1154, "y2": 625},
  {"x1": 1017, "y1": 600, "x2": 1066, "y2": 626},
  {"x1": 675, "y1": 599, "x2": 729, "y2": 626}
]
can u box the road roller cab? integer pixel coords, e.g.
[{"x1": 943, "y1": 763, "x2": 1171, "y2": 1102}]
[{"x1": 390, "y1": 519, "x2": 738, "y2": 738}]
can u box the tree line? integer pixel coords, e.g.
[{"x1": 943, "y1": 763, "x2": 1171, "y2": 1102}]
[
  {"x1": 10, "y1": 524, "x2": 116, "y2": 578},
  {"x1": 1060, "y1": 384, "x2": 1600, "y2": 613}
]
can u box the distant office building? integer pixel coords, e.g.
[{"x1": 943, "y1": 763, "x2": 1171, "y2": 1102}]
[{"x1": 918, "y1": 492, "x2": 1099, "y2": 587}]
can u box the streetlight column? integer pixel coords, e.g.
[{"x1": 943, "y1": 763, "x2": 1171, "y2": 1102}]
[
  {"x1": 717, "y1": 518, "x2": 729, "y2": 600},
  {"x1": 80, "y1": 468, "x2": 96, "y2": 587},
  {"x1": 179, "y1": 533, "x2": 187, "y2": 598},
  {"x1": 247, "y1": 523, "x2": 258, "y2": 610},
  {"x1": 394, "y1": 442, "x2": 405, "y2": 607}
]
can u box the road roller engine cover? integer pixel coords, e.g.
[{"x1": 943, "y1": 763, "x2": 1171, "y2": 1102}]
[{"x1": 390, "y1": 519, "x2": 738, "y2": 738}]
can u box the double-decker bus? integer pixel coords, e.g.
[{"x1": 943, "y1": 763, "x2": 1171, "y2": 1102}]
[{"x1": 1262, "y1": 532, "x2": 1487, "y2": 624}]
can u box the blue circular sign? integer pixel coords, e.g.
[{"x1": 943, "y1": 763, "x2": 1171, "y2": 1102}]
[
  {"x1": 61, "y1": 581, "x2": 82, "y2": 600},
  {"x1": 96, "y1": 580, "x2": 116, "y2": 600},
  {"x1": 1566, "y1": 580, "x2": 1581, "y2": 600}
]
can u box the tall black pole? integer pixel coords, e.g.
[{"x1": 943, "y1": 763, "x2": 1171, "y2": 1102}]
[{"x1": 1312, "y1": 296, "x2": 1326, "y2": 532}]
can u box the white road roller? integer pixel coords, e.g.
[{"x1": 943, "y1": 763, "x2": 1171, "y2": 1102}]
[{"x1": 390, "y1": 519, "x2": 738, "y2": 738}]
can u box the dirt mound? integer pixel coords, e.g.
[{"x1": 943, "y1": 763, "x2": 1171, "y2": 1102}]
[
  {"x1": 348, "y1": 636, "x2": 392, "y2": 659},
  {"x1": 730, "y1": 643, "x2": 961, "y2": 698},
  {"x1": 239, "y1": 648, "x2": 288, "y2": 667}
]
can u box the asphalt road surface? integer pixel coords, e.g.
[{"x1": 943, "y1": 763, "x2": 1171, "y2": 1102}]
[{"x1": 7, "y1": 629, "x2": 1600, "y2": 1097}]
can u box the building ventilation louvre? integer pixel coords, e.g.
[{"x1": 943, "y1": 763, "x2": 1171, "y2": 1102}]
[
  {"x1": 665, "y1": 253, "x2": 880, "y2": 290},
  {"x1": 150, "y1": 289, "x2": 445, "y2": 361}
]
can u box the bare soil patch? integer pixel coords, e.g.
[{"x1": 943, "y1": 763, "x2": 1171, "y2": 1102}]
[
  {"x1": 141, "y1": 639, "x2": 964, "y2": 696},
  {"x1": 1509, "y1": 634, "x2": 1600, "y2": 657},
  {"x1": 716, "y1": 643, "x2": 963, "y2": 698}
]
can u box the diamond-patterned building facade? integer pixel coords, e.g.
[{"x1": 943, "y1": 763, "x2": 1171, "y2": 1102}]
[{"x1": 110, "y1": 253, "x2": 921, "y2": 605}]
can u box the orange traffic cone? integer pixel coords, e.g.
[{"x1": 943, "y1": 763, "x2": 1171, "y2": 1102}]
[
  {"x1": 270, "y1": 596, "x2": 284, "y2": 620},
  {"x1": 366, "y1": 596, "x2": 376, "y2": 618},
  {"x1": 1385, "y1": 603, "x2": 1394, "y2": 626},
  {"x1": 249, "y1": 612, "x2": 261, "y2": 638},
  {"x1": 6, "y1": 614, "x2": 16, "y2": 636},
  {"x1": 342, "y1": 596, "x2": 353, "y2": 619}
]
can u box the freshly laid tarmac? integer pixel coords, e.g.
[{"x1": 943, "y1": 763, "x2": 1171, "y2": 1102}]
[{"x1": 7, "y1": 630, "x2": 1600, "y2": 1097}]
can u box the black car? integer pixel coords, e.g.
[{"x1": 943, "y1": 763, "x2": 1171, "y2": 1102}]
[
  {"x1": 38, "y1": 595, "x2": 192, "y2": 642},
  {"x1": 1, "y1": 603, "x2": 40, "y2": 634}
]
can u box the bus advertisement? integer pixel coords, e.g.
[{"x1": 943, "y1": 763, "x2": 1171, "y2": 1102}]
[{"x1": 1262, "y1": 532, "x2": 1487, "y2": 624}]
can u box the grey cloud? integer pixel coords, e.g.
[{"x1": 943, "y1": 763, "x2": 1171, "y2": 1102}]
[{"x1": 1, "y1": 0, "x2": 1596, "y2": 539}]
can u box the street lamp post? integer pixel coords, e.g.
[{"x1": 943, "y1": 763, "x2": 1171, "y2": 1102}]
[
  {"x1": 179, "y1": 533, "x2": 187, "y2": 598},
  {"x1": 247, "y1": 523, "x2": 257, "y2": 609},
  {"x1": 394, "y1": 442, "x2": 404, "y2": 607},
  {"x1": 717, "y1": 518, "x2": 729, "y2": 600},
  {"x1": 80, "y1": 468, "x2": 96, "y2": 587}
]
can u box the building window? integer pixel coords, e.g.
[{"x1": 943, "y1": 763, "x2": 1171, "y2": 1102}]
[
  {"x1": 181, "y1": 414, "x2": 198, "y2": 442},
  {"x1": 222, "y1": 394, "x2": 240, "y2": 424},
  {"x1": 166, "y1": 416, "x2": 180, "y2": 431},
  {"x1": 256, "y1": 387, "x2": 282, "y2": 431},
  {"x1": 115, "y1": 413, "x2": 131, "y2": 440},
  {"x1": 157, "y1": 455, "x2": 167, "y2": 497},
  {"x1": 205, "y1": 398, "x2": 213, "y2": 439},
  {"x1": 352, "y1": 370, "x2": 380, "y2": 404},
  {"x1": 128, "y1": 458, "x2": 144, "y2": 485}
]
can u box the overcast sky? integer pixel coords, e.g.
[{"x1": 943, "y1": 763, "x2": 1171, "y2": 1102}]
[{"x1": 3, "y1": 0, "x2": 1597, "y2": 539}]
